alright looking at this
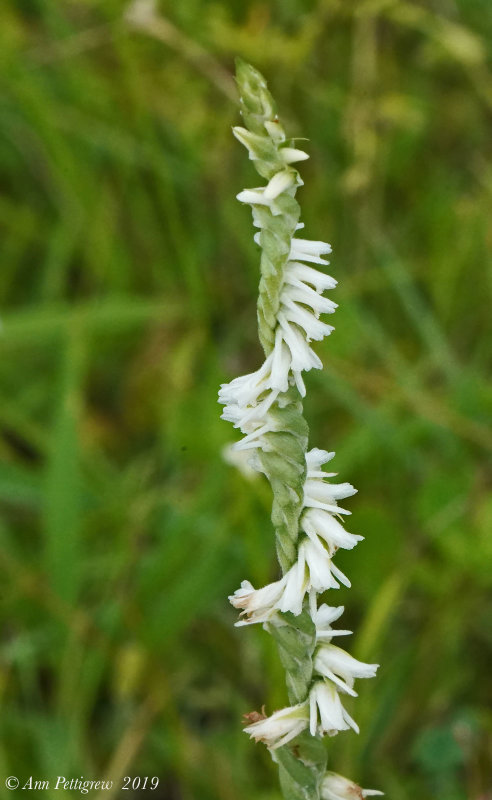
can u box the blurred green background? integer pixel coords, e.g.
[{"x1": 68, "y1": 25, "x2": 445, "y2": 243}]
[{"x1": 1, "y1": 1, "x2": 491, "y2": 798}]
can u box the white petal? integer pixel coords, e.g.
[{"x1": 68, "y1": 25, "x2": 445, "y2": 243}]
[
  {"x1": 264, "y1": 119, "x2": 286, "y2": 143},
  {"x1": 281, "y1": 147, "x2": 310, "y2": 164},
  {"x1": 283, "y1": 282, "x2": 338, "y2": 314},
  {"x1": 270, "y1": 328, "x2": 291, "y2": 392},
  {"x1": 306, "y1": 449, "x2": 336, "y2": 469},
  {"x1": 303, "y1": 510, "x2": 362, "y2": 552},
  {"x1": 278, "y1": 319, "x2": 323, "y2": 372},
  {"x1": 317, "y1": 644, "x2": 379, "y2": 682},
  {"x1": 290, "y1": 238, "x2": 332, "y2": 265},
  {"x1": 302, "y1": 538, "x2": 341, "y2": 592},
  {"x1": 285, "y1": 262, "x2": 337, "y2": 291},
  {"x1": 309, "y1": 681, "x2": 353, "y2": 736},
  {"x1": 291, "y1": 237, "x2": 332, "y2": 256},
  {"x1": 304, "y1": 479, "x2": 357, "y2": 504},
  {"x1": 229, "y1": 575, "x2": 288, "y2": 625},
  {"x1": 279, "y1": 303, "x2": 335, "y2": 342},
  {"x1": 264, "y1": 170, "x2": 296, "y2": 200},
  {"x1": 277, "y1": 553, "x2": 308, "y2": 615}
]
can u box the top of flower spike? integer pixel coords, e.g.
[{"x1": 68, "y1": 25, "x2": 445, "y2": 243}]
[
  {"x1": 234, "y1": 59, "x2": 309, "y2": 181},
  {"x1": 235, "y1": 58, "x2": 278, "y2": 136}
]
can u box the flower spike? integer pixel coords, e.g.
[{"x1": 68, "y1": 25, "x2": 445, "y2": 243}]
[{"x1": 219, "y1": 60, "x2": 381, "y2": 799}]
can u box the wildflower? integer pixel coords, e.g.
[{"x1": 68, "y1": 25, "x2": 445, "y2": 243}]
[
  {"x1": 302, "y1": 508, "x2": 363, "y2": 554},
  {"x1": 280, "y1": 147, "x2": 310, "y2": 164},
  {"x1": 290, "y1": 237, "x2": 332, "y2": 265},
  {"x1": 305, "y1": 447, "x2": 337, "y2": 477},
  {"x1": 229, "y1": 578, "x2": 287, "y2": 626},
  {"x1": 221, "y1": 60, "x2": 382, "y2": 798},
  {"x1": 243, "y1": 704, "x2": 309, "y2": 749},
  {"x1": 321, "y1": 772, "x2": 384, "y2": 800},
  {"x1": 218, "y1": 355, "x2": 279, "y2": 429},
  {"x1": 309, "y1": 680, "x2": 359, "y2": 736},
  {"x1": 301, "y1": 536, "x2": 351, "y2": 591},
  {"x1": 221, "y1": 443, "x2": 260, "y2": 480},
  {"x1": 312, "y1": 604, "x2": 352, "y2": 640},
  {"x1": 314, "y1": 644, "x2": 379, "y2": 697}
]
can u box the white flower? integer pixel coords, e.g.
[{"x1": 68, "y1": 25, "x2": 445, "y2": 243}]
[
  {"x1": 236, "y1": 168, "x2": 301, "y2": 215},
  {"x1": 302, "y1": 537, "x2": 345, "y2": 592},
  {"x1": 243, "y1": 703, "x2": 309, "y2": 749},
  {"x1": 270, "y1": 328, "x2": 292, "y2": 393},
  {"x1": 233, "y1": 417, "x2": 278, "y2": 452},
  {"x1": 302, "y1": 509, "x2": 363, "y2": 554},
  {"x1": 219, "y1": 241, "x2": 338, "y2": 409},
  {"x1": 284, "y1": 262, "x2": 337, "y2": 293},
  {"x1": 321, "y1": 772, "x2": 383, "y2": 800},
  {"x1": 221, "y1": 443, "x2": 261, "y2": 480},
  {"x1": 303, "y1": 465, "x2": 357, "y2": 512},
  {"x1": 264, "y1": 119, "x2": 286, "y2": 142},
  {"x1": 276, "y1": 556, "x2": 309, "y2": 615},
  {"x1": 264, "y1": 169, "x2": 300, "y2": 200},
  {"x1": 236, "y1": 187, "x2": 286, "y2": 216},
  {"x1": 277, "y1": 315, "x2": 323, "y2": 374},
  {"x1": 302, "y1": 536, "x2": 351, "y2": 590},
  {"x1": 278, "y1": 299, "x2": 335, "y2": 343},
  {"x1": 229, "y1": 578, "x2": 287, "y2": 626},
  {"x1": 306, "y1": 448, "x2": 337, "y2": 477},
  {"x1": 281, "y1": 272, "x2": 338, "y2": 316},
  {"x1": 309, "y1": 680, "x2": 359, "y2": 736},
  {"x1": 290, "y1": 237, "x2": 332, "y2": 265},
  {"x1": 270, "y1": 325, "x2": 314, "y2": 397},
  {"x1": 218, "y1": 354, "x2": 282, "y2": 445},
  {"x1": 314, "y1": 644, "x2": 379, "y2": 697},
  {"x1": 281, "y1": 147, "x2": 310, "y2": 164},
  {"x1": 277, "y1": 537, "x2": 351, "y2": 617},
  {"x1": 219, "y1": 355, "x2": 275, "y2": 416},
  {"x1": 304, "y1": 482, "x2": 356, "y2": 511},
  {"x1": 313, "y1": 604, "x2": 352, "y2": 640},
  {"x1": 301, "y1": 449, "x2": 362, "y2": 553}
]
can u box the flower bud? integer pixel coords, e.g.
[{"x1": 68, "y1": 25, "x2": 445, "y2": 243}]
[{"x1": 321, "y1": 771, "x2": 383, "y2": 800}]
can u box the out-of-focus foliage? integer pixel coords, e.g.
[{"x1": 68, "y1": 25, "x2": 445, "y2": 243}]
[{"x1": 0, "y1": 1, "x2": 491, "y2": 798}]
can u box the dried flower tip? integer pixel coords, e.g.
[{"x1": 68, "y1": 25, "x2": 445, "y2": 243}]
[{"x1": 243, "y1": 706, "x2": 267, "y2": 724}]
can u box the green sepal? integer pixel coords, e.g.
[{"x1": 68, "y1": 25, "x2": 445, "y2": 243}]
[
  {"x1": 233, "y1": 126, "x2": 284, "y2": 177},
  {"x1": 275, "y1": 732, "x2": 327, "y2": 800}
]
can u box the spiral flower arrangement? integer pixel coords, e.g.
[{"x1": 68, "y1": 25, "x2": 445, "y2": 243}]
[{"x1": 219, "y1": 60, "x2": 382, "y2": 800}]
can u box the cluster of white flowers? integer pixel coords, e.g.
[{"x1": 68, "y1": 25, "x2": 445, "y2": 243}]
[
  {"x1": 220, "y1": 188, "x2": 378, "y2": 752},
  {"x1": 220, "y1": 61, "x2": 382, "y2": 797},
  {"x1": 238, "y1": 597, "x2": 377, "y2": 747}
]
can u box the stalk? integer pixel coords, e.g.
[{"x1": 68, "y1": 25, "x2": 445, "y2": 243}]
[{"x1": 219, "y1": 59, "x2": 382, "y2": 800}]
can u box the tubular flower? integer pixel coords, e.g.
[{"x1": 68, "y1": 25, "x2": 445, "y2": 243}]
[
  {"x1": 219, "y1": 60, "x2": 381, "y2": 799},
  {"x1": 309, "y1": 680, "x2": 359, "y2": 736},
  {"x1": 314, "y1": 645, "x2": 379, "y2": 698}
]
